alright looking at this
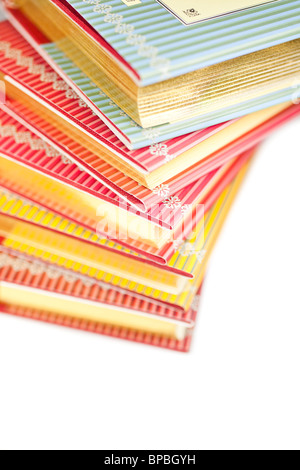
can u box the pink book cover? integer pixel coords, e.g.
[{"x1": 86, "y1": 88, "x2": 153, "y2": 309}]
[{"x1": 2, "y1": 99, "x2": 225, "y2": 213}]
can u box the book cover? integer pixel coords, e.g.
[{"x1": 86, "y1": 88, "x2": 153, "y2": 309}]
[
  {"x1": 2, "y1": 14, "x2": 299, "y2": 148},
  {"x1": 0, "y1": 160, "x2": 252, "y2": 311},
  {"x1": 0, "y1": 247, "x2": 202, "y2": 351},
  {"x1": 34, "y1": 0, "x2": 300, "y2": 85}
]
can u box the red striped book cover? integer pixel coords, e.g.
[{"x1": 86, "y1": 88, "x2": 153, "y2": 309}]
[{"x1": 0, "y1": 246, "x2": 202, "y2": 351}]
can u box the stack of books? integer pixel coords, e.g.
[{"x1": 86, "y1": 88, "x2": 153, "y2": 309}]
[{"x1": 0, "y1": 0, "x2": 299, "y2": 351}]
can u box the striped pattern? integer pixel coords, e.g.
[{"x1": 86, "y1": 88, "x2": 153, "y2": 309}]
[
  {"x1": 0, "y1": 21, "x2": 230, "y2": 162},
  {"x1": 0, "y1": 171, "x2": 180, "y2": 265},
  {"x1": 0, "y1": 249, "x2": 202, "y2": 351},
  {"x1": 0, "y1": 303, "x2": 195, "y2": 351},
  {"x1": 0, "y1": 167, "x2": 247, "y2": 310},
  {"x1": 0, "y1": 183, "x2": 171, "y2": 267},
  {"x1": 0, "y1": 297, "x2": 198, "y2": 351},
  {"x1": 1, "y1": 99, "x2": 299, "y2": 263},
  {"x1": 4, "y1": 98, "x2": 300, "y2": 215},
  {"x1": 0, "y1": 129, "x2": 286, "y2": 264},
  {"x1": 4, "y1": 19, "x2": 299, "y2": 150},
  {"x1": 0, "y1": 187, "x2": 196, "y2": 280},
  {"x1": 3, "y1": 100, "x2": 219, "y2": 213},
  {"x1": 0, "y1": 248, "x2": 193, "y2": 322},
  {"x1": 42, "y1": 41, "x2": 231, "y2": 149},
  {"x1": 0, "y1": 107, "x2": 212, "y2": 231},
  {"x1": 66, "y1": 0, "x2": 300, "y2": 85},
  {"x1": 40, "y1": 38, "x2": 300, "y2": 146},
  {"x1": 3, "y1": 16, "x2": 300, "y2": 148}
]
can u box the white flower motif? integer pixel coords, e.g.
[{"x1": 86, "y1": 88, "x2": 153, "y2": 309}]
[
  {"x1": 77, "y1": 164, "x2": 86, "y2": 172},
  {"x1": 63, "y1": 273, "x2": 77, "y2": 283},
  {"x1": 181, "y1": 204, "x2": 190, "y2": 214},
  {"x1": 9, "y1": 259, "x2": 28, "y2": 272},
  {"x1": 88, "y1": 0, "x2": 169, "y2": 80},
  {"x1": 152, "y1": 184, "x2": 170, "y2": 198},
  {"x1": 115, "y1": 23, "x2": 134, "y2": 35},
  {"x1": 95, "y1": 4, "x2": 112, "y2": 15},
  {"x1": 0, "y1": 124, "x2": 60, "y2": 158},
  {"x1": 60, "y1": 155, "x2": 86, "y2": 172},
  {"x1": 65, "y1": 88, "x2": 79, "y2": 100},
  {"x1": 29, "y1": 264, "x2": 46, "y2": 276},
  {"x1": 0, "y1": 254, "x2": 10, "y2": 268},
  {"x1": 173, "y1": 239, "x2": 185, "y2": 251},
  {"x1": 0, "y1": 254, "x2": 44, "y2": 277},
  {"x1": 61, "y1": 155, "x2": 73, "y2": 165},
  {"x1": 118, "y1": 110, "x2": 137, "y2": 128},
  {"x1": 104, "y1": 13, "x2": 123, "y2": 25},
  {"x1": 150, "y1": 143, "x2": 169, "y2": 158},
  {"x1": 164, "y1": 153, "x2": 176, "y2": 163},
  {"x1": 179, "y1": 242, "x2": 195, "y2": 256},
  {"x1": 163, "y1": 196, "x2": 182, "y2": 210},
  {"x1": 142, "y1": 128, "x2": 160, "y2": 141},
  {"x1": 46, "y1": 268, "x2": 62, "y2": 280},
  {"x1": 78, "y1": 99, "x2": 88, "y2": 108},
  {"x1": 108, "y1": 100, "x2": 118, "y2": 108},
  {"x1": 0, "y1": 252, "x2": 99, "y2": 288},
  {"x1": 127, "y1": 33, "x2": 146, "y2": 47},
  {"x1": 139, "y1": 44, "x2": 158, "y2": 59}
]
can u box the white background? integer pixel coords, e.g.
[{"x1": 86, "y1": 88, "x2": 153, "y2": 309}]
[{"x1": 0, "y1": 7, "x2": 300, "y2": 452}]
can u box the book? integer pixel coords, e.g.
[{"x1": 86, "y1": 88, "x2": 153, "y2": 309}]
[
  {"x1": 1, "y1": 100, "x2": 299, "y2": 260},
  {"x1": 0, "y1": 247, "x2": 203, "y2": 351},
  {"x1": 0, "y1": 158, "x2": 252, "y2": 311},
  {"x1": 0, "y1": 119, "x2": 257, "y2": 265},
  {"x1": 1, "y1": 18, "x2": 294, "y2": 188},
  {"x1": 7, "y1": 0, "x2": 300, "y2": 127},
  {"x1": 3, "y1": 7, "x2": 300, "y2": 148},
  {"x1": 0, "y1": 1, "x2": 296, "y2": 352}
]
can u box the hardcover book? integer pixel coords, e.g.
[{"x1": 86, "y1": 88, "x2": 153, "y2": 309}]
[
  {"x1": 0, "y1": 247, "x2": 203, "y2": 351},
  {"x1": 6, "y1": 0, "x2": 300, "y2": 127}
]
